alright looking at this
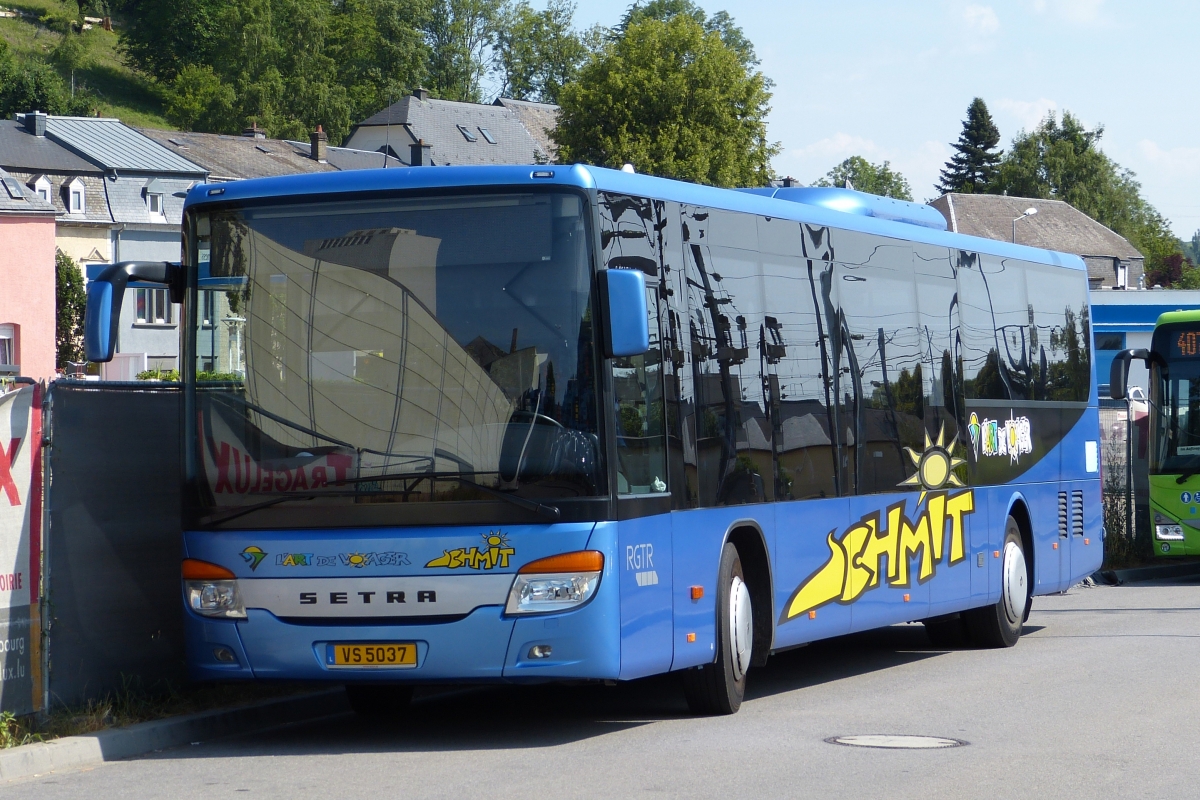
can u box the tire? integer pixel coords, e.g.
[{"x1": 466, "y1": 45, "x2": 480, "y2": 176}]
[
  {"x1": 963, "y1": 516, "x2": 1028, "y2": 648},
  {"x1": 345, "y1": 684, "x2": 413, "y2": 718},
  {"x1": 683, "y1": 542, "x2": 753, "y2": 715},
  {"x1": 923, "y1": 615, "x2": 969, "y2": 648}
]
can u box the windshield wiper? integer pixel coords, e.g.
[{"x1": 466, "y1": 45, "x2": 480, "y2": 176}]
[{"x1": 333, "y1": 471, "x2": 561, "y2": 521}]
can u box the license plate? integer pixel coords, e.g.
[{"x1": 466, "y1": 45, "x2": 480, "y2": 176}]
[{"x1": 330, "y1": 642, "x2": 417, "y2": 668}]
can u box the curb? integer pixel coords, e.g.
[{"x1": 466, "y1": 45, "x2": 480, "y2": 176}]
[
  {"x1": 1092, "y1": 559, "x2": 1200, "y2": 585},
  {"x1": 0, "y1": 688, "x2": 349, "y2": 783}
]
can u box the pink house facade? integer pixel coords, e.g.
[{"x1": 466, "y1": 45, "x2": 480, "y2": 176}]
[{"x1": 0, "y1": 168, "x2": 57, "y2": 382}]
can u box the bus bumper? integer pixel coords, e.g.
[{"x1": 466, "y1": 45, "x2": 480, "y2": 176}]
[{"x1": 185, "y1": 584, "x2": 621, "y2": 684}]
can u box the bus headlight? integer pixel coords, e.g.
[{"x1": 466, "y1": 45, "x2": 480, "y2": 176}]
[
  {"x1": 1155, "y1": 525, "x2": 1185, "y2": 541},
  {"x1": 185, "y1": 580, "x2": 247, "y2": 618},
  {"x1": 505, "y1": 550, "x2": 604, "y2": 615},
  {"x1": 1154, "y1": 514, "x2": 1186, "y2": 541}
]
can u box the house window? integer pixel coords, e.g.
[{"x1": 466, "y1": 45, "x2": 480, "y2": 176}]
[
  {"x1": 1094, "y1": 333, "x2": 1125, "y2": 351},
  {"x1": 65, "y1": 178, "x2": 86, "y2": 214},
  {"x1": 148, "y1": 193, "x2": 163, "y2": 215},
  {"x1": 456, "y1": 124, "x2": 478, "y2": 142},
  {"x1": 478, "y1": 127, "x2": 496, "y2": 144},
  {"x1": 31, "y1": 176, "x2": 51, "y2": 202},
  {"x1": 135, "y1": 288, "x2": 174, "y2": 325},
  {"x1": 0, "y1": 324, "x2": 15, "y2": 369}
]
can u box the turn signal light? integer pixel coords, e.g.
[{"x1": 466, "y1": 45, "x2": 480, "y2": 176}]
[
  {"x1": 182, "y1": 559, "x2": 236, "y2": 580},
  {"x1": 519, "y1": 550, "x2": 604, "y2": 574},
  {"x1": 690, "y1": 586, "x2": 704, "y2": 600}
]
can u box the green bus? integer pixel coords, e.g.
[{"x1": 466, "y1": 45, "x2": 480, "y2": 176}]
[{"x1": 1112, "y1": 309, "x2": 1200, "y2": 556}]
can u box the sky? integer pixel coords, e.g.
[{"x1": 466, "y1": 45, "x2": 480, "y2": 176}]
[{"x1": 566, "y1": 0, "x2": 1200, "y2": 238}]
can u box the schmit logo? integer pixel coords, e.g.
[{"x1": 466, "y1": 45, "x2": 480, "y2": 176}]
[{"x1": 298, "y1": 590, "x2": 437, "y2": 605}]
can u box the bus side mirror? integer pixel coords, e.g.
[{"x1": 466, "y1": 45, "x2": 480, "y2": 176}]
[
  {"x1": 599, "y1": 268, "x2": 649, "y2": 358},
  {"x1": 1109, "y1": 348, "x2": 1150, "y2": 400},
  {"x1": 84, "y1": 261, "x2": 183, "y2": 362}
]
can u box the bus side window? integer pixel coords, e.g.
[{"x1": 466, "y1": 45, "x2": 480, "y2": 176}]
[
  {"x1": 1028, "y1": 263, "x2": 1092, "y2": 402},
  {"x1": 661, "y1": 201, "x2": 699, "y2": 508},
  {"x1": 600, "y1": 193, "x2": 668, "y2": 496},
  {"x1": 760, "y1": 217, "x2": 836, "y2": 500},
  {"x1": 914, "y1": 243, "x2": 966, "y2": 462},
  {"x1": 684, "y1": 206, "x2": 770, "y2": 506}
]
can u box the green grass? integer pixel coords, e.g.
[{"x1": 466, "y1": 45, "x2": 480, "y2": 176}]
[{"x1": 0, "y1": 1, "x2": 171, "y2": 128}]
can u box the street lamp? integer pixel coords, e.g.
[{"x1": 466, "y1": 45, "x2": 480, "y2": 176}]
[{"x1": 1012, "y1": 207, "x2": 1038, "y2": 243}]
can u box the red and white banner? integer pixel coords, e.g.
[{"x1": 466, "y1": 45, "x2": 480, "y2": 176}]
[{"x1": 0, "y1": 382, "x2": 42, "y2": 715}]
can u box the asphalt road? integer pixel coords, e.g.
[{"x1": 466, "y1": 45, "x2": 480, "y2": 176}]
[{"x1": 6, "y1": 577, "x2": 1200, "y2": 800}]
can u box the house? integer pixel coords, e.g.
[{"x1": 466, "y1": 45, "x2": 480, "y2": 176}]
[
  {"x1": 343, "y1": 89, "x2": 555, "y2": 166},
  {"x1": 138, "y1": 126, "x2": 404, "y2": 181},
  {"x1": 1090, "y1": 289, "x2": 1200, "y2": 395},
  {"x1": 930, "y1": 193, "x2": 1144, "y2": 289},
  {"x1": 0, "y1": 166, "x2": 57, "y2": 381},
  {"x1": 1, "y1": 112, "x2": 209, "y2": 375}
]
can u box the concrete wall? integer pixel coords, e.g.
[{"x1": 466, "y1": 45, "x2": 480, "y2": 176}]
[
  {"x1": 55, "y1": 224, "x2": 112, "y2": 267},
  {"x1": 0, "y1": 215, "x2": 58, "y2": 381}
]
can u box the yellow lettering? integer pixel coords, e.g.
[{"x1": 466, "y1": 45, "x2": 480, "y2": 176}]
[
  {"x1": 890, "y1": 504, "x2": 934, "y2": 587},
  {"x1": 842, "y1": 516, "x2": 878, "y2": 602},
  {"x1": 858, "y1": 512, "x2": 896, "y2": 586},
  {"x1": 926, "y1": 493, "x2": 947, "y2": 562},
  {"x1": 945, "y1": 489, "x2": 974, "y2": 564},
  {"x1": 785, "y1": 531, "x2": 846, "y2": 619}
]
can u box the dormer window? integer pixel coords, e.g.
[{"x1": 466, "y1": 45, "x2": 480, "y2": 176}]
[
  {"x1": 31, "y1": 175, "x2": 51, "y2": 202},
  {"x1": 144, "y1": 178, "x2": 166, "y2": 219},
  {"x1": 64, "y1": 177, "x2": 86, "y2": 214}
]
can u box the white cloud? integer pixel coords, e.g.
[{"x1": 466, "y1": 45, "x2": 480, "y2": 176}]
[
  {"x1": 963, "y1": 5, "x2": 1000, "y2": 34},
  {"x1": 1030, "y1": 0, "x2": 1110, "y2": 26},
  {"x1": 795, "y1": 133, "x2": 882, "y2": 160},
  {"x1": 995, "y1": 97, "x2": 1059, "y2": 131},
  {"x1": 1137, "y1": 140, "x2": 1200, "y2": 175}
]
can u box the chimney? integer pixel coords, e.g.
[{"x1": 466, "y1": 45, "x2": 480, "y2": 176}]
[
  {"x1": 24, "y1": 111, "x2": 47, "y2": 137},
  {"x1": 410, "y1": 139, "x2": 432, "y2": 167},
  {"x1": 242, "y1": 122, "x2": 265, "y2": 139},
  {"x1": 310, "y1": 125, "x2": 328, "y2": 162},
  {"x1": 412, "y1": 87, "x2": 430, "y2": 102}
]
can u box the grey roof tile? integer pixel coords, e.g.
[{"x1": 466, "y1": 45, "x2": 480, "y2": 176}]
[
  {"x1": 29, "y1": 115, "x2": 207, "y2": 175},
  {"x1": 5, "y1": 169, "x2": 113, "y2": 223},
  {"x1": 493, "y1": 98, "x2": 559, "y2": 161},
  {"x1": 929, "y1": 193, "x2": 1143, "y2": 260},
  {"x1": 0, "y1": 166, "x2": 55, "y2": 214},
  {"x1": 280, "y1": 140, "x2": 406, "y2": 170},
  {"x1": 0, "y1": 120, "x2": 100, "y2": 173},
  {"x1": 349, "y1": 94, "x2": 546, "y2": 166},
  {"x1": 106, "y1": 176, "x2": 193, "y2": 224},
  {"x1": 138, "y1": 128, "x2": 340, "y2": 180}
]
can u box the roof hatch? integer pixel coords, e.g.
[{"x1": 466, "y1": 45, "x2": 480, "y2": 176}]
[{"x1": 740, "y1": 186, "x2": 947, "y2": 231}]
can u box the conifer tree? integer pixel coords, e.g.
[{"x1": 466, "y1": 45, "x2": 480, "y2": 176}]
[{"x1": 937, "y1": 97, "x2": 1002, "y2": 194}]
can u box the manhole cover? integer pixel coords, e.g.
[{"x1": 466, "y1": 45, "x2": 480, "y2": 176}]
[{"x1": 826, "y1": 735, "x2": 968, "y2": 750}]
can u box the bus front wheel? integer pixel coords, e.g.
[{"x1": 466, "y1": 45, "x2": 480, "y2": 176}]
[
  {"x1": 964, "y1": 517, "x2": 1029, "y2": 648},
  {"x1": 683, "y1": 542, "x2": 752, "y2": 715}
]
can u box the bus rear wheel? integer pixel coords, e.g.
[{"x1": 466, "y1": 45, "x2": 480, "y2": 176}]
[
  {"x1": 345, "y1": 684, "x2": 413, "y2": 718},
  {"x1": 964, "y1": 517, "x2": 1028, "y2": 648},
  {"x1": 683, "y1": 542, "x2": 752, "y2": 715}
]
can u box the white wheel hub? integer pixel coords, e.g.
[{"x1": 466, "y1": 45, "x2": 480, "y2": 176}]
[
  {"x1": 729, "y1": 575, "x2": 753, "y2": 681},
  {"x1": 1001, "y1": 540, "x2": 1028, "y2": 623}
]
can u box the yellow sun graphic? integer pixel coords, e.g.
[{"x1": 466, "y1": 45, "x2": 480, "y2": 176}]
[
  {"x1": 482, "y1": 531, "x2": 509, "y2": 549},
  {"x1": 899, "y1": 424, "x2": 966, "y2": 491}
]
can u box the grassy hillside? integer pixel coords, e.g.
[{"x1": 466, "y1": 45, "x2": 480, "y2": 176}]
[{"x1": 0, "y1": 0, "x2": 170, "y2": 128}]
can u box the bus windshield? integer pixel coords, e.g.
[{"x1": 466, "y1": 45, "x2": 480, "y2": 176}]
[
  {"x1": 1152, "y1": 335, "x2": 1200, "y2": 476},
  {"x1": 188, "y1": 191, "x2": 601, "y2": 522}
]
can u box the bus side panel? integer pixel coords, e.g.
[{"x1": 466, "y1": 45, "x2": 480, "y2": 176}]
[
  {"x1": 770, "y1": 498, "x2": 851, "y2": 650},
  {"x1": 668, "y1": 506, "x2": 772, "y2": 671},
  {"x1": 846, "y1": 493, "x2": 929, "y2": 632},
  {"x1": 1070, "y1": 478, "x2": 1104, "y2": 577},
  {"x1": 612, "y1": 516, "x2": 674, "y2": 680},
  {"x1": 969, "y1": 493, "x2": 993, "y2": 605}
]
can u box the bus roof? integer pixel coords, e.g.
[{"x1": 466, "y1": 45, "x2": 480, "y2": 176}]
[
  {"x1": 1156, "y1": 310, "x2": 1200, "y2": 327},
  {"x1": 184, "y1": 163, "x2": 1085, "y2": 271}
]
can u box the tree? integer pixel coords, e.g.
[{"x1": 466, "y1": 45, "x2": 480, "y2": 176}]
[
  {"x1": 0, "y1": 40, "x2": 93, "y2": 117},
  {"x1": 937, "y1": 97, "x2": 1001, "y2": 194},
  {"x1": 164, "y1": 65, "x2": 237, "y2": 132},
  {"x1": 813, "y1": 156, "x2": 913, "y2": 200},
  {"x1": 495, "y1": 0, "x2": 586, "y2": 103},
  {"x1": 424, "y1": 0, "x2": 503, "y2": 102},
  {"x1": 618, "y1": 0, "x2": 758, "y2": 68},
  {"x1": 990, "y1": 110, "x2": 1184, "y2": 279},
  {"x1": 56, "y1": 251, "x2": 86, "y2": 369},
  {"x1": 553, "y1": 14, "x2": 775, "y2": 187},
  {"x1": 52, "y1": 31, "x2": 89, "y2": 97},
  {"x1": 117, "y1": 0, "x2": 225, "y2": 81}
]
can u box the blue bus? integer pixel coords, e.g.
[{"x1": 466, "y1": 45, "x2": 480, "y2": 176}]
[{"x1": 84, "y1": 165, "x2": 1102, "y2": 715}]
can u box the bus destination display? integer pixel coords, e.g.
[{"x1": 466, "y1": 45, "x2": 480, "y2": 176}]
[{"x1": 1171, "y1": 329, "x2": 1200, "y2": 359}]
